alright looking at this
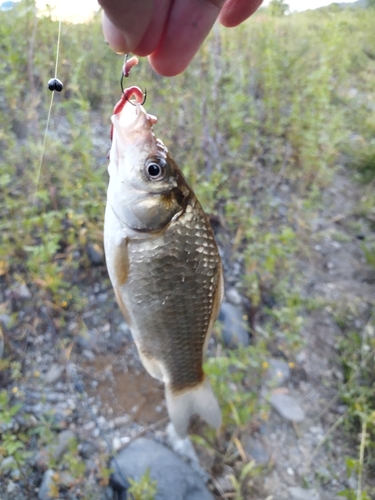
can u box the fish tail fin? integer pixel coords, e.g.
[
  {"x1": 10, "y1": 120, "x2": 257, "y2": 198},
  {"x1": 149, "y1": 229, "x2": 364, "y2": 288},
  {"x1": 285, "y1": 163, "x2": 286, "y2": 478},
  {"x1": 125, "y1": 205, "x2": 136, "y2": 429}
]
[{"x1": 165, "y1": 378, "x2": 222, "y2": 438}]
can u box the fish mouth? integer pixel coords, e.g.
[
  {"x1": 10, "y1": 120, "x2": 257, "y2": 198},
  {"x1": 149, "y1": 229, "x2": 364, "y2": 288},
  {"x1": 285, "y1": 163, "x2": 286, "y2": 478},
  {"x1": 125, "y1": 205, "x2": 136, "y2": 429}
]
[
  {"x1": 110, "y1": 107, "x2": 152, "y2": 164},
  {"x1": 116, "y1": 101, "x2": 146, "y2": 131},
  {"x1": 114, "y1": 86, "x2": 150, "y2": 131}
]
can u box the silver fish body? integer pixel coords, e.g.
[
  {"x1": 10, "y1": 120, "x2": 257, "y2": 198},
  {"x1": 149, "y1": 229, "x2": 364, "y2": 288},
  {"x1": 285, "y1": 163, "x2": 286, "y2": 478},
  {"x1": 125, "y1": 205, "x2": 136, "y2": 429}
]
[{"x1": 104, "y1": 92, "x2": 223, "y2": 437}]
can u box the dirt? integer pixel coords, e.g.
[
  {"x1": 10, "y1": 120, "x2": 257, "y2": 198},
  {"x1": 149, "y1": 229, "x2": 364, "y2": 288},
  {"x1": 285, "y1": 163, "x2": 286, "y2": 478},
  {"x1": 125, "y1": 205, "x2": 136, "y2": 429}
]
[
  {"x1": 84, "y1": 355, "x2": 167, "y2": 426},
  {"x1": 1, "y1": 164, "x2": 375, "y2": 500}
]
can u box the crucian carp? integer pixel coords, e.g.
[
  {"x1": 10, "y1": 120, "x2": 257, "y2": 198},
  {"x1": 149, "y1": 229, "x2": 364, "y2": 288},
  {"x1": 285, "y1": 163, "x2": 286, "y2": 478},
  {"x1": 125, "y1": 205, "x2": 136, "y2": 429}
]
[{"x1": 104, "y1": 80, "x2": 223, "y2": 438}]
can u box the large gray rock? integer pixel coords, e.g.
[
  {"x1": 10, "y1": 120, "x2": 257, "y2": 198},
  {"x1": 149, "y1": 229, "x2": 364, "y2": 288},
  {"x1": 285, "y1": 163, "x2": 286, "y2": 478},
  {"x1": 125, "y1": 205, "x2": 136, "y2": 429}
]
[
  {"x1": 109, "y1": 438, "x2": 214, "y2": 500},
  {"x1": 217, "y1": 302, "x2": 250, "y2": 348}
]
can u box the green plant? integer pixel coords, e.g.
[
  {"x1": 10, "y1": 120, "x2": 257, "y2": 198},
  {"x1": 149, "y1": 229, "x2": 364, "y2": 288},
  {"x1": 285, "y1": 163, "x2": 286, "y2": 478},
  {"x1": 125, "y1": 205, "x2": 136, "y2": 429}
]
[
  {"x1": 268, "y1": 0, "x2": 289, "y2": 16},
  {"x1": 229, "y1": 460, "x2": 262, "y2": 500},
  {"x1": 361, "y1": 242, "x2": 375, "y2": 268},
  {"x1": 205, "y1": 344, "x2": 269, "y2": 428},
  {"x1": 0, "y1": 391, "x2": 31, "y2": 468},
  {"x1": 337, "y1": 315, "x2": 375, "y2": 499},
  {"x1": 127, "y1": 469, "x2": 158, "y2": 500}
]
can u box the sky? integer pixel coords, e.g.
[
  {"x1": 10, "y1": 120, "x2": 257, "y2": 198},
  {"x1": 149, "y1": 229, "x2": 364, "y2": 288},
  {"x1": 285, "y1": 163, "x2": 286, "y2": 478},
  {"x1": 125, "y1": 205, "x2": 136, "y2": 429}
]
[
  {"x1": 32, "y1": 0, "x2": 356, "y2": 23},
  {"x1": 264, "y1": 0, "x2": 354, "y2": 10}
]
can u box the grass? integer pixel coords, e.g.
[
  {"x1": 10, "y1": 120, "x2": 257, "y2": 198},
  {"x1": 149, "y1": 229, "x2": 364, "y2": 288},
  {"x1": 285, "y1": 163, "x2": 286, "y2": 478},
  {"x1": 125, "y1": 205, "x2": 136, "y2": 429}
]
[{"x1": 0, "y1": 1, "x2": 375, "y2": 498}]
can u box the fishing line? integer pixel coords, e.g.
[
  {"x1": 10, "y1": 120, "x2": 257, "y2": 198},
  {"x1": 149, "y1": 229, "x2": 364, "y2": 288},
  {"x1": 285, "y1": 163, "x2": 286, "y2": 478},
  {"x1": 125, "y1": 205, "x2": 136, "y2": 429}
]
[
  {"x1": 53, "y1": 18, "x2": 62, "y2": 80},
  {"x1": 33, "y1": 19, "x2": 63, "y2": 208}
]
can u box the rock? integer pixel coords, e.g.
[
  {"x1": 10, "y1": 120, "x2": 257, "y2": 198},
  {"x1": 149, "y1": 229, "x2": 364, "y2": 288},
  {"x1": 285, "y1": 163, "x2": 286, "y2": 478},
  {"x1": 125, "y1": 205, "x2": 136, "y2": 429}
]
[
  {"x1": 215, "y1": 475, "x2": 233, "y2": 493},
  {"x1": 109, "y1": 415, "x2": 131, "y2": 430},
  {"x1": 35, "y1": 430, "x2": 75, "y2": 470},
  {"x1": 217, "y1": 302, "x2": 250, "y2": 348},
  {"x1": 112, "y1": 436, "x2": 130, "y2": 452},
  {"x1": 44, "y1": 364, "x2": 64, "y2": 385},
  {"x1": 0, "y1": 455, "x2": 17, "y2": 474},
  {"x1": 34, "y1": 448, "x2": 49, "y2": 471},
  {"x1": 58, "y1": 470, "x2": 75, "y2": 488},
  {"x1": 288, "y1": 486, "x2": 320, "y2": 500},
  {"x1": 82, "y1": 349, "x2": 95, "y2": 361},
  {"x1": 109, "y1": 438, "x2": 214, "y2": 500},
  {"x1": 265, "y1": 358, "x2": 290, "y2": 387},
  {"x1": 315, "y1": 466, "x2": 330, "y2": 484},
  {"x1": 78, "y1": 441, "x2": 98, "y2": 459},
  {"x1": 12, "y1": 283, "x2": 32, "y2": 300},
  {"x1": 166, "y1": 422, "x2": 209, "y2": 482},
  {"x1": 10, "y1": 468, "x2": 21, "y2": 480},
  {"x1": 270, "y1": 392, "x2": 305, "y2": 423},
  {"x1": 347, "y1": 475, "x2": 357, "y2": 490},
  {"x1": 6, "y1": 479, "x2": 28, "y2": 499},
  {"x1": 52, "y1": 429, "x2": 76, "y2": 460},
  {"x1": 102, "y1": 486, "x2": 114, "y2": 500},
  {"x1": 86, "y1": 243, "x2": 105, "y2": 266},
  {"x1": 0, "y1": 313, "x2": 11, "y2": 327},
  {"x1": 241, "y1": 435, "x2": 269, "y2": 465},
  {"x1": 7, "y1": 480, "x2": 18, "y2": 494},
  {"x1": 226, "y1": 287, "x2": 242, "y2": 306},
  {"x1": 119, "y1": 321, "x2": 131, "y2": 334},
  {"x1": 166, "y1": 422, "x2": 200, "y2": 464},
  {"x1": 38, "y1": 469, "x2": 56, "y2": 500}
]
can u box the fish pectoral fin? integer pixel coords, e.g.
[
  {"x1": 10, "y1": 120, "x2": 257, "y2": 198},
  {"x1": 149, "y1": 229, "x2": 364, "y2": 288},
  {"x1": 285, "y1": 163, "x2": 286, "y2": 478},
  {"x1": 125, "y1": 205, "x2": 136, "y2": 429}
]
[
  {"x1": 113, "y1": 237, "x2": 129, "y2": 287},
  {"x1": 165, "y1": 379, "x2": 222, "y2": 438}
]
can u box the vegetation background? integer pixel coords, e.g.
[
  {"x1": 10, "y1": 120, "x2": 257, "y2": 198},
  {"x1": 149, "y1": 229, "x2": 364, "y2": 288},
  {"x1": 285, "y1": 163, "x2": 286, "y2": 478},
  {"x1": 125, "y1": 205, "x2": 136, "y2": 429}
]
[{"x1": 0, "y1": 0, "x2": 375, "y2": 498}]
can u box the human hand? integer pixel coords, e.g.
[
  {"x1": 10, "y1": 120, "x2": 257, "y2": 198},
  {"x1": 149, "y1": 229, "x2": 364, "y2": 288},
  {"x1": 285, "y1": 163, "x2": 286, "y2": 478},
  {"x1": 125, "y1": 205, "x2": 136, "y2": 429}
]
[{"x1": 98, "y1": 0, "x2": 263, "y2": 77}]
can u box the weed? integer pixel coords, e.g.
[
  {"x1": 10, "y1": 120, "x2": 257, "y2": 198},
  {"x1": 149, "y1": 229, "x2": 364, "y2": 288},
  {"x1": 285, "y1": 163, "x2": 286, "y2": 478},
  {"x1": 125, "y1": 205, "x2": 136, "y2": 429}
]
[
  {"x1": 205, "y1": 344, "x2": 269, "y2": 429},
  {"x1": 0, "y1": 390, "x2": 31, "y2": 468},
  {"x1": 338, "y1": 314, "x2": 375, "y2": 499},
  {"x1": 127, "y1": 469, "x2": 158, "y2": 500}
]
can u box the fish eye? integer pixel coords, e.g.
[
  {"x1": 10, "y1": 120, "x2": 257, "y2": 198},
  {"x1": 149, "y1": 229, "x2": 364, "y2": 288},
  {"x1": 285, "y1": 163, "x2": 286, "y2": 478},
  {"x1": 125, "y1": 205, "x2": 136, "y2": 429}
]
[{"x1": 144, "y1": 156, "x2": 167, "y2": 181}]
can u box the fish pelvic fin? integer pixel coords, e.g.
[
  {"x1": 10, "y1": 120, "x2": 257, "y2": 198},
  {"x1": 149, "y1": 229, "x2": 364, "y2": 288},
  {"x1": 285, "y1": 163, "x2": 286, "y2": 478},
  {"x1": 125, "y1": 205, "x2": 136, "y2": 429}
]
[{"x1": 165, "y1": 378, "x2": 222, "y2": 438}]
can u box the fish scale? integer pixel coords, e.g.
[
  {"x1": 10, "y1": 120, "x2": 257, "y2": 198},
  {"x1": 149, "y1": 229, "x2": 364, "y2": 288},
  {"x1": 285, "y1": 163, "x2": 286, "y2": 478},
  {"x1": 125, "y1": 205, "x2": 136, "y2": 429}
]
[{"x1": 122, "y1": 197, "x2": 221, "y2": 392}]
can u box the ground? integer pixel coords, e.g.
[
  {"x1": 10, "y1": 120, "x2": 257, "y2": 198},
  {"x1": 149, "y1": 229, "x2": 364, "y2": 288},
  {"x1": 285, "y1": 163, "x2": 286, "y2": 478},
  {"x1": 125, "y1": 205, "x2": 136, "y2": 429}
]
[{"x1": 1, "y1": 162, "x2": 374, "y2": 500}]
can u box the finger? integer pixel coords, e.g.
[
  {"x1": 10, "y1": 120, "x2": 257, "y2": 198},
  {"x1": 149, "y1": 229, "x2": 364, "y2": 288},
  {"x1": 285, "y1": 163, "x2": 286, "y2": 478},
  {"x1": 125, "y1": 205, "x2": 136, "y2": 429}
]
[
  {"x1": 99, "y1": 0, "x2": 154, "y2": 53},
  {"x1": 102, "y1": 14, "x2": 128, "y2": 53},
  {"x1": 148, "y1": 0, "x2": 225, "y2": 77},
  {"x1": 134, "y1": 0, "x2": 172, "y2": 57},
  {"x1": 218, "y1": 0, "x2": 263, "y2": 27}
]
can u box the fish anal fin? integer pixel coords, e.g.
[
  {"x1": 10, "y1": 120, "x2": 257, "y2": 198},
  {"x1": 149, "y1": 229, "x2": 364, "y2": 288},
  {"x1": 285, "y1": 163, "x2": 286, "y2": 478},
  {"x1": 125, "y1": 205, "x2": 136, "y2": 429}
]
[
  {"x1": 165, "y1": 379, "x2": 222, "y2": 438},
  {"x1": 138, "y1": 349, "x2": 164, "y2": 382}
]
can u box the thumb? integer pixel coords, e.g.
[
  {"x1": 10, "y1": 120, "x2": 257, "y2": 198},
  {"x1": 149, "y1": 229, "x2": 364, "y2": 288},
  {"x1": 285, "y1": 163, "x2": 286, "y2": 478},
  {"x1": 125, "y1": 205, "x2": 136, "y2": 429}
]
[{"x1": 99, "y1": 0, "x2": 154, "y2": 53}]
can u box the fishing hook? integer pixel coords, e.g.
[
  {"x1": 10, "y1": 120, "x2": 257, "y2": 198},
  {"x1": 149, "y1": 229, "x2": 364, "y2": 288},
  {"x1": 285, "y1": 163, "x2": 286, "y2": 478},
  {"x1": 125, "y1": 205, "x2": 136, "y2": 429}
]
[{"x1": 120, "y1": 54, "x2": 147, "y2": 106}]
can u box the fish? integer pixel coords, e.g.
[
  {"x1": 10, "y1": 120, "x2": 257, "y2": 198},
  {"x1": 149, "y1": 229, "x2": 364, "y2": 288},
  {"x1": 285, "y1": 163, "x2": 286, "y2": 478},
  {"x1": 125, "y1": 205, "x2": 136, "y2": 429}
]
[{"x1": 104, "y1": 86, "x2": 223, "y2": 438}]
